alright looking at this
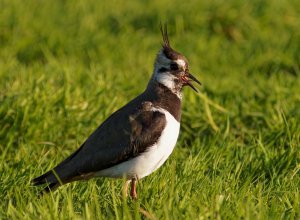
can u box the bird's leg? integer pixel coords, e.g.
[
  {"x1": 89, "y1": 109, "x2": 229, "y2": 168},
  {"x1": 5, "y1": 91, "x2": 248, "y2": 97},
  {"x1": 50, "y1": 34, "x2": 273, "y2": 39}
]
[
  {"x1": 130, "y1": 178, "x2": 138, "y2": 200},
  {"x1": 123, "y1": 180, "x2": 130, "y2": 197}
]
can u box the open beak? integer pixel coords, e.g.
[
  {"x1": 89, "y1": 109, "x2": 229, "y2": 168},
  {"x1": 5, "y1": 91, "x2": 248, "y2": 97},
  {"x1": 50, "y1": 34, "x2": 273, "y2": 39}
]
[{"x1": 182, "y1": 72, "x2": 202, "y2": 93}]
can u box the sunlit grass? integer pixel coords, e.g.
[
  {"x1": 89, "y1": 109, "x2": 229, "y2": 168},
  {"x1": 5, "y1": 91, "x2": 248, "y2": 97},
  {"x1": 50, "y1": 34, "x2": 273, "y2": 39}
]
[{"x1": 1, "y1": 0, "x2": 300, "y2": 219}]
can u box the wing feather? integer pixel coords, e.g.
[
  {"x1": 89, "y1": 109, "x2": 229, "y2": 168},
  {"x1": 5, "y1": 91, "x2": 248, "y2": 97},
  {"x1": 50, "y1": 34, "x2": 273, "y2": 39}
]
[{"x1": 32, "y1": 100, "x2": 166, "y2": 187}]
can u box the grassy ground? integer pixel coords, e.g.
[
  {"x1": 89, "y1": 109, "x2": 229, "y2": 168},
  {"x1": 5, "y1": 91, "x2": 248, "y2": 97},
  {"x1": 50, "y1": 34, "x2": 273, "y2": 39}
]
[{"x1": 1, "y1": 0, "x2": 300, "y2": 219}]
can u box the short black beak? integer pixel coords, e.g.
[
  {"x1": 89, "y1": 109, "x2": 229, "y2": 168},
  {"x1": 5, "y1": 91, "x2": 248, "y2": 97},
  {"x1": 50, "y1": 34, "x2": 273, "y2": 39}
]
[{"x1": 185, "y1": 73, "x2": 202, "y2": 93}]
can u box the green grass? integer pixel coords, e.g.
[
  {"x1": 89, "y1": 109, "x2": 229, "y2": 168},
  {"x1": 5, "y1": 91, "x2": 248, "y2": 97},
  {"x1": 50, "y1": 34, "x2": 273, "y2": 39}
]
[{"x1": 1, "y1": 0, "x2": 300, "y2": 219}]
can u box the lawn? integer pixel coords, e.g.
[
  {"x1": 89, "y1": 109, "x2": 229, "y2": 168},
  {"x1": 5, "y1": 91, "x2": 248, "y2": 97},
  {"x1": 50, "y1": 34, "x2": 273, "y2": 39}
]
[{"x1": 1, "y1": 0, "x2": 300, "y2": 219}]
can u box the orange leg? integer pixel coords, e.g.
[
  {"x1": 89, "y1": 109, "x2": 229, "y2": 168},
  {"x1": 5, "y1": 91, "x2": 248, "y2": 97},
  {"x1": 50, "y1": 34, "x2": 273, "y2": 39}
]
[{"x1": 130, "y1": 178, "x2": 137, "y2": 199}]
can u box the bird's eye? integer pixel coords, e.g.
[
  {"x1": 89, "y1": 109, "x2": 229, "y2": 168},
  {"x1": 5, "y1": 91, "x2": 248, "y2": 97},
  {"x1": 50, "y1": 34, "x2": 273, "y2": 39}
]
[{"x1": 170, "y1": 63, "x2": 178, "y2": 71}]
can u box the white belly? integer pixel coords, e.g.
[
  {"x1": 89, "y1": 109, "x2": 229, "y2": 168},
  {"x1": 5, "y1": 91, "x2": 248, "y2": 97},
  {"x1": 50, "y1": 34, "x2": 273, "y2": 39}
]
[{"x1": 96, "y1": 108, "x2": 180, "y2": 179}]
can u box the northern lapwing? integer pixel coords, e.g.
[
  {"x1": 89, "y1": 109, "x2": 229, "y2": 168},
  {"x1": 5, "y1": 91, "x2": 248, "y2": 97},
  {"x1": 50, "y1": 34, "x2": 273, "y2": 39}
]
[{"x1": 32, "y1": 25, "x2": 201, "y2": 199}]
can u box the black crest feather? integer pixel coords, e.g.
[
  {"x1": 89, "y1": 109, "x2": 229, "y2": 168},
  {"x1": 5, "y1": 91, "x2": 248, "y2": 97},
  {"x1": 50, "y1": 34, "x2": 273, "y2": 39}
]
[
  {"x1": 160, "y1": 23, "x2": 170, "y2": 48},
  {"x1": 159, "y1": 24, "x2": 182, "y2": 60}
]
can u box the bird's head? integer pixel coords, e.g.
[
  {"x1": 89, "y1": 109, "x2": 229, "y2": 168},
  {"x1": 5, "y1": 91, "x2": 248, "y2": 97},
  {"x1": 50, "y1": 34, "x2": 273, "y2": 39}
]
[{"x1": 151, "y1": 25, "x2": 201, "y2": 98}]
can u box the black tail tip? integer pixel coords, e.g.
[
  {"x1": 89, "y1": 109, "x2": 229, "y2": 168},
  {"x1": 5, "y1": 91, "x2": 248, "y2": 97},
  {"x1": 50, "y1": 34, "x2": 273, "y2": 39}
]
[
  {"x1": 31, "y1": 177, "x2": 45, "y2": 186},
  {"x1": 31, "y1": 170, "x2": 54, "y2": 186}
]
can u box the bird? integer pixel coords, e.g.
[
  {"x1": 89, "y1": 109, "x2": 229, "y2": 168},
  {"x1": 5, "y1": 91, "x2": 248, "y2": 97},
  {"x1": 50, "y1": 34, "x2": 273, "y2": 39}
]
[{"x1": 31, "y1": 25, "x2": 201, "y2": 199}]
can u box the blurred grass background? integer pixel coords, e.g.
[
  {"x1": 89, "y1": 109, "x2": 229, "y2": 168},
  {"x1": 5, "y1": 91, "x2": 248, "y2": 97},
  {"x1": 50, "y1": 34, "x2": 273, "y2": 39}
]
[{"x1": 1, "y1": 0, "x2": 300, "y2": 219}]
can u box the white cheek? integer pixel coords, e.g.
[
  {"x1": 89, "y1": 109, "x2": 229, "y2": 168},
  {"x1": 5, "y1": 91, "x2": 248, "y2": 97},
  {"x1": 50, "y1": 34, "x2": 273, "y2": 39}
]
[{"x1": 155, "y1": 73, "x2": 176, "y2": 90}]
